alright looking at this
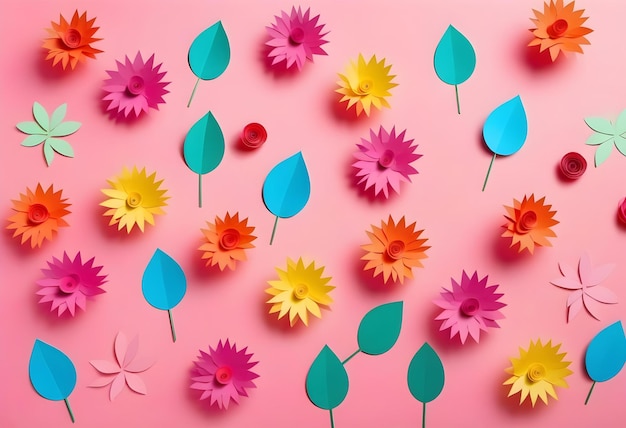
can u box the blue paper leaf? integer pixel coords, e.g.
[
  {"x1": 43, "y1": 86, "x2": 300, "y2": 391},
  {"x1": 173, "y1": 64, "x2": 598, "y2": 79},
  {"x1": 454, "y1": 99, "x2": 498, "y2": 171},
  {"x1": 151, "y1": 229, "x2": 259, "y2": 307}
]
[
  {"x1": 306, "y1": 345, "x2": 349, "y2": 411},
  {"x1": 29, "y1": 339, "x2": 76, "y2": 401},
  {"x1": 585, "y1": 321, "x2": 626, "y2": 382},
  {"x1": 434, "y1": 25, "x2": 476, "y2": 85},
  {"x1": 483, "y1": 95, "x2": 528, "y2": 156},
  {"x1": 183, "y1": 112, "x2": 225, "y2": 175},
  {"x1": 262, "y1": 152, "x2": 311, "y2": 218},
  {"x1": 188, "y1": 21, "x2": 230, "y2": 80},
  {"x1": 142, "y1": 249, "x2": 187, "y2": 311}
]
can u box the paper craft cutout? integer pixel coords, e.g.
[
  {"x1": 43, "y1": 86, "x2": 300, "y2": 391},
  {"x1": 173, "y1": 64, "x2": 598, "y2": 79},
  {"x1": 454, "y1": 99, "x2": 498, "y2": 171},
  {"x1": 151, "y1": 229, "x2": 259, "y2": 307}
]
[
  {"x1": 7, "y1": 183, "x2": 70, "y2": 248},
  {"x1": 618, "y1": 198, "x2": 626, "y2": 224},
  {"x1": 434, "y1": 271, "x2": 506, "y2": 344},
  {"x1": 241, "y1": 123, "x2": 267, "y2": 149},
  {"x1": 266, "y1": 7, "x2": 328, "y2": 70},
  {"x1": 199, "y1": 212, "x2": 256, "y2": 271},
  {"x1": 29, "y1": 339, "x2": 77, "y2": 422},
  {"x1": 357, "y1": 301, "x2": 403, "y2": 356},
  {"x1": 306, "y1": 345, "x2": 349, "y2": 427},
  {"x1": 183, "y1": 112, "x2": 225, "y2": 207},
  {"x1": 584, "y1": 110, "x2": 626, "y2": 167},
  {"x1": 504, "y1": 339, "x2": 572, "y2": 407},
  {"x1": 43, "y1": 10, "x2": 102, "y2": 70},
  {"x1": 187, "y1": 21, "x2": 230, "y2": 107},
  {"x1": 361, "y1": 215, "x2": 430, "y2": 284},
  {"x1": 190, "y1": 339, "x2": 259, "y2": 410},
  {"x1": 17, "y1": 102, "x2": 81, "y2": 166},
  {"x1": 37, "y1": 252, "x2": 106, "y2": 317},
  {"x1": 559, "y1": 152, "x2": 587, "y2": 179},
  {"x1": 482, "y1": 95, "x2": 527, "y2": 190},
  {"x1": 266, "y1": 258, "x2": 334, "y2": 327},
  {"x1": 352, "y1": 126, "x2": 421, "y2": 198},
  {"x1": 528, "y1": 0, "x2": 592, "y2": 61},
  {"x1": 100, "y1": 166, "x2": 168, "y2": 233},
  {"x1": 102, "y1": 52, "x2": 169, "y2": 119},
  {"x1": 336, "y1": 54, "x2": 397, "y2": 117},
  {"x1": 550, "y1": 253, "x2": 616, "y2": 322},
  {"x1": 502, "y1": 194, "x2": 558, "y2": 254},
  {"x1": 142, "y1": 249, "x2": 187, "y2": 342},
  {"x1": 584, "y1": 321, "x2": 626, "y2": 404},
  {"x1": 407, "y1": 343, "x2": 445, "y2": 428},
  {"x1": 89, "y1": 332, "x2": 153, "y2": 401},
  {"x1": 262, "y1": 152, "x2": 310, "y2": 244},
  {"x1": 433, "y1": 25, "x2": 476, "y2": 114}
]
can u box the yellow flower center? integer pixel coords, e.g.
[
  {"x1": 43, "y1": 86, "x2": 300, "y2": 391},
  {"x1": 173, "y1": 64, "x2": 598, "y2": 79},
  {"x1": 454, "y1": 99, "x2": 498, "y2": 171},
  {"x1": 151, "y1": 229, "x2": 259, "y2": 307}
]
[
  {"x1": 386, "y1": 240, "x2": 405, "y2": 260},
  {"x1": 219, "y1": 229, "x2": 241, "y2": 250},
  {"x1": 358, "y1": 79, "x2": 374, "y2": 94},
  {"x1": 527, "y1": 363, "x2": 546, "y2": 382},
  {"x1": 293, "y1": 283, "x2": 309, "y2": 299},
  {"x1": 516, "y1": 210, "x2": 537, "y2": 234},
  {"x1": 28, "y1": 204, "x2": 50, "y2": 224},
  {"x1": 126, "y1": 192, "x2": 142, "y2": 208},
  {"x1": 62, "y1": 28, "x2": 82, "y2": 48}
]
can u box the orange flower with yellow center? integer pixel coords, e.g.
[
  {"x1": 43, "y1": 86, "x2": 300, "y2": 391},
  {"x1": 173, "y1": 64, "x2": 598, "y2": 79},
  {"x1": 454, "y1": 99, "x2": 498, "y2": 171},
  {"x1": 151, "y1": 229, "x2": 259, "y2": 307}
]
[
  {"x1": 43, "y1": 10, "x2": 103, "y2": 70},
  {"x1": 7, "y1": 184, "x2": 70, "y2": 248},
  {"x1": 502, "y1": 194, "x2": 558, "y2": 254},
  {"x1": 199, "y1": 212, "x2": 257, "y2": 271}
]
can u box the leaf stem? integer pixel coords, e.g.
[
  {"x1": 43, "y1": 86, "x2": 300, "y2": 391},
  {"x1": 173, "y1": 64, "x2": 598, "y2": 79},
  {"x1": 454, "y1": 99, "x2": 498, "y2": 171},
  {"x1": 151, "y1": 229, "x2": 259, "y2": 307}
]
[
  {"x1": 584, "y1": 381, "x2": 596, "y2": 405},
  {"x1": 168, "y1": 309, "x2": 177, "y2": 342},
  {"x1": 329, "y1": 408, "x2": 335, "y2": 428},
  {"x1": 198, "y1": 174, "x2": 203, "y2": 208},
  {"x1": 269, "y1": 216, "x2": 279, "y2": 245},
  {"x1": 455, "y1": 84, "x2": 460, "y2": 114},
  {"x1": 342, "y1": 349, "x2": 360, "y2": 365},
  {"x1": 64, "y1": 398, "x2": 75, "y2": 423},
  {"x1": 187, "y1": 78, "x2": 200, "y2": 108},
  {"x1": 422, "y1": 402, "x2": 426, "y2": 428},
  {"x1": 482, "y1": 153, "x2": 496, "y2": 192}
]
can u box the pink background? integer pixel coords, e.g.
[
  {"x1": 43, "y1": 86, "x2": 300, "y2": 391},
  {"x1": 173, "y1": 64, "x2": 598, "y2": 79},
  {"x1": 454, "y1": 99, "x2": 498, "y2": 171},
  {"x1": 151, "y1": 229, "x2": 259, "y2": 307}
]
[{"x1": 1, "y1": 0, "x2": 625, "y2": 427}]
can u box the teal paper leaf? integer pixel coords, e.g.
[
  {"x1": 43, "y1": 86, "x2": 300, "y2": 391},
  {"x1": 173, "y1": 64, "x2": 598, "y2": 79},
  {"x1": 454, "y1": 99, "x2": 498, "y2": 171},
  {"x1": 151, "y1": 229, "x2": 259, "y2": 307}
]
[
  {"x1": 188, "y1": 21, "x2": 231, "y2": 80},
  {"x1": 585, "y1": 321, "x2": 626, "y2": 383},
  {"x1": 584, "y1": 110, "x2": 626, "y2": 167},
  {"x1": 262, "y1": 152, "x2": 311, "y2": 218},
  {"x1": 183, "y1": 111, "x2": 225, "y2": 175},
  {"x1": 357, "y1": 301, "x2": 403, "y2": 355},
  {"x1": 142, "y1": 249, "x2": 187, "y2": 311},
  {"x1": 483, "y1": 95, "x2": 528, "y2": 156},
  {"x1": 29, "y1": 339, "x2": 77, "y2": 401},
  {"x1": 306, "y1": 345, "x2": 349, "y2": 410},
  {"x1": 407, "y1": 343, "x2": 445, "y2": 403},
  {"x1": 434, "y1": 25, "x2": 476, "y2": 85}
]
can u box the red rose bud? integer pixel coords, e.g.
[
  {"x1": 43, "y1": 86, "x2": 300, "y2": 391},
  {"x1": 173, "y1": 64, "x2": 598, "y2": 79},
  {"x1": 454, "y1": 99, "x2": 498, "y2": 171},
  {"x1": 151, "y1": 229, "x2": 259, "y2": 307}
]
[
  {"x1": 560, "y1": 152, "x2": 586, "y2": 180},
  {"x1": 618, "y1": 198, "x2": 626, "y2": 224},
  {"x1": 241, "y1": 123, "x2": 267, "y2": 149}
]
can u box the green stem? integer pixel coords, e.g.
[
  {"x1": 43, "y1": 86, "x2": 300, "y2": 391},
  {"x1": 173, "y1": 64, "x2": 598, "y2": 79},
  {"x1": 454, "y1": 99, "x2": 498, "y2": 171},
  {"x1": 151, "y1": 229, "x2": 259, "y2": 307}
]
[
  {"x1": 342, "y1": 349, "x2": 360, "y2": 365},
  {"x1": 187, "y1": 78, "x2": 200, "y2": 108},
  {"x1": 64, "y1": 398, "x2": 75, "y2": 423},
  {"x1": 168, "y1": 309, "x2": 177, "y2": 342},
  {"x1": 422, "y1": 402, "x2": 426, "y2": 428},
  {"x1": 584, "y1": 381, "x2": 596, "y2": 405},
  {"x1": 198, "y1": 174, "x2": 202, "y2": 208},
  {"x1": 329, "y1": 408, "x2": 335, "y2": 428},
  {"x1": 269, "y1": 216, "x2": 279, "y2": 245},
  {"x1": 482, "y1": 153, "x2": 496, "y2": 192},
  {"x1": 455, "y1": 84, "x2": 460, "y2": 114}
]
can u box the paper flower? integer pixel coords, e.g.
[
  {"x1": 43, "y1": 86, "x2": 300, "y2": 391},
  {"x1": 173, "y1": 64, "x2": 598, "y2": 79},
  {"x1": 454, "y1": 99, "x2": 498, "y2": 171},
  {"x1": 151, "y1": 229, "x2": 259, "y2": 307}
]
[
  {"x1": 584, "y1": 110, "x2": 626, "y2": 167},
  {"x1": 199, "y1": 212, "x2": 257, "y2": 271},
  {"x1": 559, "y1": 152, "x2": 586, "y2": 179},
  {"x1": 103, "y1": 52, "x2": 170, "y2": 119},
  {"x1": 266, "y1": 7, "x2": 328, "y2": 70},
  {"x1": 100, "y1": 167, "x2": 168, "y2": 233},
  {"x1": 190, "y1": 339, "x2": 259, "y2": 410},
  {"x1": 504, "y1": 339, "x2": 572, "y2": 406},
  {"x1": 362, "y1": 215, "x2": 430, "y2": 284},
  {"x1": 42, "y1": 10, "x2": 102, "y2": 70},
  {"x1": 336, "y1": 54, "x2": 397, "y2": 117},
  {"x1": 434, "y1": 271, "x2": 506, "y2": 344},
  {"x1": 17, "y1": 102, "x2": 81, "y2": 166},
  {"x1": 36, "y1": 252, "x2": 106, "y2": 317},
  {"x1": 618, "y1": 198, "x2": 626, "y2": 224},
  {"x1": 265, "y1": 258, "x2": 334, "y2": 326},
  {"x1": 353, "y1": 126, "x2": 421, "y2": 198},
  {"x1": 7, "y1": 184, "x2": 70, "y2": 248},
  {"x1": 89, "y1": 332, "x2": 153, "y2": 401},
  {"x1": 502, "y1": 194, "x2": 558, "y2": 254},
  {"x1": 241, "y1": 123, "x2": 267, "y2": 149},
  {"x1": 528, "y1": 0, "x2": 592, "y2": 61},
  {"x1": 550, "y1": 254, "x2": 617, "y2": 322}
]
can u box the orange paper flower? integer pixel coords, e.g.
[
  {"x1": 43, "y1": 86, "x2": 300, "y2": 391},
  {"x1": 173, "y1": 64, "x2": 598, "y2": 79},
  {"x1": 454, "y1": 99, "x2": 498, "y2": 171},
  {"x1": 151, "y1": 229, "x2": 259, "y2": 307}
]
[
  {"x1": 7, "y1": 184, "x2": 70, "y2": 248},
  {"x1": 528, "y1": 0, "x2": 592, "y2": 61},
  {"x1": 361, "y1": 215, "x2": 430, "y2": 284},
  {"x1": 43, "y1": 10, "x2": 103, "y2": 70},
  {"x1": 199, "y1": 212, "x2": 257, "y2": 271},
  {"x1": 502, "y1": 195, "x2": 558, "y2": 254}
]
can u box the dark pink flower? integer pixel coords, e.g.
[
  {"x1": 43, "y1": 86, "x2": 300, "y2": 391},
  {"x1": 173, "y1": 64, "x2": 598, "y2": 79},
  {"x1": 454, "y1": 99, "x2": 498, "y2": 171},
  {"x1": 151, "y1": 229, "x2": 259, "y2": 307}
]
[
  {"x1": 559, "y1": 152, "x2": 587, "y2": 179},
  {"x1": 618, "y1": 198, "x2": 626, "y2": 224}
]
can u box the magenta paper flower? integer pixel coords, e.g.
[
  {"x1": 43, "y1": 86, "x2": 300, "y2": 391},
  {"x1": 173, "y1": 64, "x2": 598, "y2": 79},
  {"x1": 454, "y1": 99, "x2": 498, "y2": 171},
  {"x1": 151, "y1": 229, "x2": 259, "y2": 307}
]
[
  {"x1": 434, "y1": 271, "x2": 506, "y2": 344},
  {"x1": 353, "y1": 126, "x2": 421, "y2": 198},
  {"x1": 190, "y1": 339, "x2": 259, "y2": 410},
  {"x1": 36, "y1": 251, "x2": 106, "y2": 316},
  {"x1": 89, "y1": 332, "x2": 153, "y2": 401},
  {"x1": 550, "y1": 253, "x2": 617, "y2": 321},
  {"x1": 266, "y1": 7, "x2": 328, "y2": 70},
  {"x1": 102, "y1": 52, "x2": 169, "y2": 118}
]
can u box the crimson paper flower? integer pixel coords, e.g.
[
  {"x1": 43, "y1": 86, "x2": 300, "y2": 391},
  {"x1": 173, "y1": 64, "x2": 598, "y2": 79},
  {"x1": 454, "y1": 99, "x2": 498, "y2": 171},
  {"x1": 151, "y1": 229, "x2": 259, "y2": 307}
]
[
  {"x1": 618, "y1": 198, "x2": 626, "y2": 224},
  {"x1": 559, "y1": 152, "x2": 586, "y2": 179},
  {"x1": 241, "y1": 123, "x2": 267, "y2": 149}
]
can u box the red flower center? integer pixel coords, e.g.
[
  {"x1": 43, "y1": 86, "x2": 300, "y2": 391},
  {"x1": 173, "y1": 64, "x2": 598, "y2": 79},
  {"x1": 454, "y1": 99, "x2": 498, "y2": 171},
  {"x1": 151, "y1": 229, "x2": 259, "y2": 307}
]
[
  {"x1": 289, "y1": 27, "x2": 305, "y2": 45},
  {"x1": 386, "y1": 240, "x2": 405, "y2": 260},
  {"x1": 293, "y1": 283, "x2": 309, "y2": 299},
  {"x1": 28, "y1": 204, "x2": 50, "y2": 224},
  {"x1": 460, "y1": 298, "x2": 480, "y2": 316},
  {"x1": 378, "y1": 150, "x2": 395, "y2": 168},
  {"x1": 242, "y1": 123, "x2": 267, "y2": 149},
  {"x1": 560, "y1": 152, "x2": 586, "y2": 179},
  {"x1": 516, "y1": 211, "x2": 537, "y2": 234},
  {"x1": 126, "y1": 192, "x2": 142, "y2": 208},
  {"x1": 215, "y1": 366, "x2": 233, "y2": 385},
  {"x1": 127, "y1": 75, "x2": 145, "y2": 96},
  {"x1": 59, "y1": 274, "x2": 80, "y2": 294},
  {"x1": 219, "y1": 229, "x2": 241, "y2": 250},
  {"x1": 62, "y1": 29, "x2": 82, "y2": 48},
  {"x1": 548, "y1": 19, "x2": 569, "y2": 38},
  {"x1": 618, "y1": 198, "x2": 626, "y2": 224},
  {"x1": 527, "y1": 363, "x2": 546, "y2": 382}
]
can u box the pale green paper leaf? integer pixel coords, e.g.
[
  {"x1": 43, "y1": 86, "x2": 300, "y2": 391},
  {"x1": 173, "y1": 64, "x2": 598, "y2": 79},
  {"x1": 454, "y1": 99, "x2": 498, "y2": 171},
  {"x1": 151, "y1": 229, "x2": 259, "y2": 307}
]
[
  {"x1": 585, "y1": 117, "x2": 613, "y2": 135},
  {"x1": 50, "y1": 104, "x2": 67, "y2": 129},
  {"x1": 33, "y1": 102, "x2": 49, "y2": 131},
  {"x1": 615, "y1": 110, "x2": 626, "y2": 134},
  {"x1": 16, "y1": 121, "x2": 46, "y2": 135},
  {"x1": 585, "y1": 133, "x2": 613, "y2": 146},
  {"x1": 49, "y1": 139, "x2": 74, "y2": 157},
  {"x1": 595, "y1": 142, "x2": 613, "y2": 167},
  {"x1": 50, "y1": 121, "x2": 81, "y2": 137},
  {"x1": 43, "y1": 142, "x2": 55, "y2": 166},
  {"x1": 614, "y1": 135, "x2": 626, "y2": 157},
  {"x1": 21, "y1": 135, "x2": 47, "y2": 147}
]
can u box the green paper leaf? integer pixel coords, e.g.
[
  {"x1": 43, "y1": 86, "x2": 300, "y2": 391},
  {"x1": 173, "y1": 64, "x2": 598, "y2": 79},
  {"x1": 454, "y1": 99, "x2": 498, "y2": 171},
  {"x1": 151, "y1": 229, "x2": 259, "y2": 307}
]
[
  {"x1": 585, "y1": 133, "x2": 612, "y2": 146},
  {"x1": 17, "y1": 121, "x2": 46, "y2": 135},
  {"x1": 21, "y1": 134, "x2": 47, "y2": 147},
  {"x1": 434, "y1": 25, "x2": 476, "y2": 85},
  {"x1": 407, "y1": 342, "x2": 445, "y2": 403},
  {"x1": 584, "y1": 117, "x2": 613, "y2": 135},
  {"x1": 33, "y1": 102, "x2": 49, "y2": 131},
  {"x1": 615, "y1": 135, "x2": 626, "y2": 156},
  {"x1": 188, "y1": 21, "x2": 231, "y2": 81},
  {"x1": 50, "y1": 104, "x2": 67, "y2": 129},
  {"x1": 183, "y1": 111, "x2": 225, "y2": 175},
  {"x1": 357, "y1": 301, "x2": 403, "y2": 355},
  {"x1": 50, "y1": 121, "x2": 81, "y2": 137},
  {"x1": 44, "y1": 143, "x2": 55, "y2": 166},
  {"x1": 615, "y1": 110, "x2": 626, "y2": 134},
  {"x1": 595, "y1": 142, "x2": 613, "y2": 167},
  {"x1": 49, "y1": 139, "x2": 74, "y2": 157},
  {"x1": 306, "y1": 345, "x2": 349, "y2": 410}
]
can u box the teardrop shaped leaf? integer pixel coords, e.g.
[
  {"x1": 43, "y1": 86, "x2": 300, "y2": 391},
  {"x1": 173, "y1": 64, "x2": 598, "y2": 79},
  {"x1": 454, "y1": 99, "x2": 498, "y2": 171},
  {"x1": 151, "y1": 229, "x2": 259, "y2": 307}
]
[
  {"x1": 142, "y1": 248, "x2": 187, "y2": 310},
  {"x1": 306, "y1": 345, "x2": 349, "y2": 410},
  {"x1": 407, "y1": 342, "x2": 445, "y2": 403},
  {"x1": 594, "y1": 142, "x2": 613, "y2": 167},
  {"x1": 262, "y1": 152, "x2": 311, "y2": 218},
  {"x1": 49, "y1": 121, "x2": 81, "y2": 137},
  {"x1": 44, "y1": 142, "x2": 55, "y2": 166},
  {"x1": 20, "y1": 134, "x2": 47, "y2": 147},
  {"x1": 49, "y1": 139, "x2": 74, "y2": 158},
  {"x1": 585, "y1": 321, "x2": 626, "y2": 382},
  {"x1": 434, "y1": 25, "x2": 476, "y2": 85},
  {"x1": 29, "y1": 339, "x2": 77, "y2": 401},
  {"x1": 584, "y1": 117, "x2": 614, "y2": 135},
  {"x1": 357, "y1": 301, "x2": 403, "y2": 355},
  {"x1": 188, "y1": 21, "x2": 231, "y2": 80},
  {"x1": 183, "y1": 111, "x2": 225, "y2": 175},
  {"x1": 33, "y1": 102, "x2": 50, "y2": 131},
  {"x1": 483, "y1": 95, "x2": 528, "y2": 156},
  {"x1": 16, "y1": 121, "x2": 46, "y2": 135},
  {"x1": 49, "y1": 104, "x2": 67, "y2": 129}
]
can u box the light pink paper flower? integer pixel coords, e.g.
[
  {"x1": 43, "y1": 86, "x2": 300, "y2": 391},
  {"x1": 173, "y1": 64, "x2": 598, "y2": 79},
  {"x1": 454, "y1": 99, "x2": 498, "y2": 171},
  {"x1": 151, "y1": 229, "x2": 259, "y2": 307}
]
[
  {"x1": 353, "y1": 126, "x2": 421, "y2": 198},
  {"x1": 266, "y1": 7, "x2": 328, "y2": 70},
  {"x1": 550, "y1": 253, "x2": 617, "y2": 321},
  {"x1": 434, "y1": 271, "x2": 506, "y2": 344},
  {"x1": 190, "y1": 339, "x2": 259, "y2": 410},
  {"x1": 36, "y1": 251, "x2": 106, "y2": 316},
  {"x1": 89, "y1": 332, "x2": 153, "y2": 401},
  {"x1": 102, "y1": 52, "x2": 169, "y2": 118}
]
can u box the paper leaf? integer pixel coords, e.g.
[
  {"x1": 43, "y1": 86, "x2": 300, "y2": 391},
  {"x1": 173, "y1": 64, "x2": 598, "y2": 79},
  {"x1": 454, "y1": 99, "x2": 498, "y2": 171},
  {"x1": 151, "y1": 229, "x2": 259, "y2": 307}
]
[
  {"x1": 49, "y1": 104, "x2": 67, "y2": 129},
  {"x1": 17, "y1": 121, "x2": 45, "y2": 135},
  {"x1": 29, "y1": 339, "x2": 76, "y2": 401},
  {"x1": 188, "y1": 21, "x2": 230, "y2": 80},
  {"x1": 407, "y1": 343, "x2": 445, "y2": 403},
  {"x1": 585, "y1": 321, "x2": 626, "y2": 382},
  {"x1": 44, "y1": 141, "x2": 55, "y2": 166},
  {"x1": 357, "y1": 301, "x2": 403, "y2": 355},
  {"x1": 21, "y1": 135, "x2": 47, "y2": 147},
  {"x1": 49, "y1": 139, "x2": 74, "y2": 158},
  {"x1": 483, "y1": 95, "x2": 528, "y2": 156},
  {"x1": 183, "y1": 112, "x2": 225, "y2": 175},
  {"x1": 33, "y1": 102, "x2": 49, "y2": 130},
  {"x1": 434, "y1": 25, "x2": 476, "y2": 85},
  {"x1": 262, "y1": 152, "x2": 311, "y2": 218},
  {"x1": 594, "y1": 142, "x2": 613, "y2": 167},
  {"x1": 49, "y1": 122, "x2": 81, "y2": 137},
  {"x1": 142, "y1": 249, "x2": 187, "y2": 311},
  {"x1": 584, "y1": 117, "x2": 613, "y2": 135},
  {"x1": 305, "y1": 345, "x2": 349, "y2": 410}
]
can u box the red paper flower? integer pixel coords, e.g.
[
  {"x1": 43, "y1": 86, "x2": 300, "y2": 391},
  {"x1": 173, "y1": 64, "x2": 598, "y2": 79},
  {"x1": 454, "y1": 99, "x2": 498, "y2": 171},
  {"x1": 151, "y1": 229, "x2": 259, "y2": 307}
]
[
  {"x1": 618, "y1": 198, "x2": 626, "y2": 225},
  {"x1": 241, "y1": 123, "x2": 267, "y2": 149},
  {"x1": 559, "y1": 152, "x2": 586, "y2": 179}
]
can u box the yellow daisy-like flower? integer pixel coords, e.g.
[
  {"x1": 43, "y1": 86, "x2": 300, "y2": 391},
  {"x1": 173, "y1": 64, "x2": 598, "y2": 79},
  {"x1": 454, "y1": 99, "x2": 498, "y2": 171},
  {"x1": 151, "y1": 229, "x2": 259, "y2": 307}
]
[
  {"x1": 100, "y1": 166, "x2": 168, "y2": 233},
  {"x1": 265, "y1": 258, "x2": 334, "y2": 327},
  {"x1": 504, "y1": 339, "x2": 572, "y2": 407},
  {"x1": 336, "y1": 54, "x2": 397, "y2": 117}
]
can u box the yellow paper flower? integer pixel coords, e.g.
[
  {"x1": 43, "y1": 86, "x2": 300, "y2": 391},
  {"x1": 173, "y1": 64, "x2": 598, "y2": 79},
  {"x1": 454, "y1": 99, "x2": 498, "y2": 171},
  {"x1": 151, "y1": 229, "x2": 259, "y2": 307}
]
[
  {"x1": 100, "y1": 167, "x2": 168, "y2": 233},
  {"x1": 504, "y1": 339, "x2": 572, "y2": 407},
  {"x1": 199, "y1": 212, "x2": 256, "y2": 271},
  {"x1": 336, "y1": 54, "x2": 397, "y2": 117},
  {"x1": 265, "y1": 258, "x2": 334, "y2": 327}
]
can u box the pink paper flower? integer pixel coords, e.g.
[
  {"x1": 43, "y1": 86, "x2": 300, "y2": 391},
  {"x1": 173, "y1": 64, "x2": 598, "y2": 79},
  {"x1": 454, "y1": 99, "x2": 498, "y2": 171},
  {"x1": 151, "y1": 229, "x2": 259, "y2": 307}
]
[
  {"x1": 618, "y1": 198, "x2": 626, "y2": 224},
  {"x1": 434, "y1": 271, "x2": 506, "y2": 344},
  {"x1": 353, "y1": 126, "x2": 421, "y2": 198},
  {"x1": 102, "y1": 52, "x2": 169, "y2": 118},
  {"x1": 266, "y1": 7, "x2": 328, "y2": 70},
  {"x1": 559, "y1": 152, "x2": 587, "y2": 179},
  {"x1": 190, "y1": 339, "x2": 259, "y2": 410},
  {"x1": 36, "y1": 251, "x2": 106, "y2": 316}
]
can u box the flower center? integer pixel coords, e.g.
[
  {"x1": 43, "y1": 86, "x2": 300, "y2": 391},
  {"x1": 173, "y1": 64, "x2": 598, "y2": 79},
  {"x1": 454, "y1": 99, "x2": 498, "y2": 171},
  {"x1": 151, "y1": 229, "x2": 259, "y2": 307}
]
[
  {"x1": 386, "y1": 240, "x2": 405, "y2": 260},
  {"x1": 126, "y1": 192, "x2": 142, "y2": 208},
  {"x1": 219, "y1": 229, "x2": 241, "y2": 250},
  {"x1": 378, "y1": 149, "x2": 395, "y2": 168},
  {"x1": 293, "y1": 283, "x2": 309, "y2": 299},
  {"x1": 28, "y1": 204, "x2": 50, "y2": 224},
  {"x1": 127, "y1": 75, "x2": 145, "y2": 96},
  {"x1": 242, "y1": 123, "x2": 267, "y2": 149},
  {"x1": 516, "y1": 211, "x2": 537, "y2": 234},
  {"x1": 62, "y1": 29, "x2": 82, "y2": 48},
  {"x1": 59, "y1": 274, "x2": 80, "y2": 294},
  {"x1": 215, "y1": 366, "x2": 232, "y2": 385},
  {"x1": 460, "y1": 298, "x2": 480, "y2": 316},
  {"x1": 548, "y1": 19, "x2": 568, "y2": 38},
  {"x1": 289, "y1": 26, "x2": 305, "y2": 44},
  {"x1": 527, "y1": 363, "x2": 546, "y2": 383},
  {"x1": 359, "y1": 79, "x2": 373, "y2": 94}
]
